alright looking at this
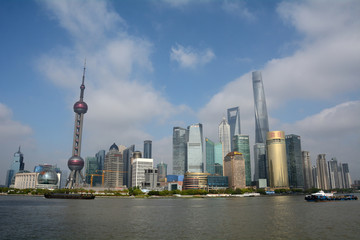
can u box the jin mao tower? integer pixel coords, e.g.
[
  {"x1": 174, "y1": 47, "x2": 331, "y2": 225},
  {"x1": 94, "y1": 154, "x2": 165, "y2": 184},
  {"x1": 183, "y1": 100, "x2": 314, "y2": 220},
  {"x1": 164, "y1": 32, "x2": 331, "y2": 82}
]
[{"x1": 66, "y1": 64, "x2": 88, "y2": 188}]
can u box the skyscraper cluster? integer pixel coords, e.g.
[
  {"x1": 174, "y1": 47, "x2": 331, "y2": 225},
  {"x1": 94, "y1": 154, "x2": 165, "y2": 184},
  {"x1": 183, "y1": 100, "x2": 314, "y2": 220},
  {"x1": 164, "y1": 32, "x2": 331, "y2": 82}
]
[
  {"x1": 170, "y1": 70, "x2": 354, "y2": 190},
  {"x1": 172, "y1": 107, "x2": 252, "y2": 189},
  {"x1": 84, "y1": 140, "x2": 160, "y2": 189}
]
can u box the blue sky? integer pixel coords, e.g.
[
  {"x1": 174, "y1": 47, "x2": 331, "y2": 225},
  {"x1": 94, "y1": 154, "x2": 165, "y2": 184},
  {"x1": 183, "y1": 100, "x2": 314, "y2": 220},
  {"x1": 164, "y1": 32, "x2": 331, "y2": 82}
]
[{"x1": 1, "y1": 0, "x2": 359, "y2": 184}]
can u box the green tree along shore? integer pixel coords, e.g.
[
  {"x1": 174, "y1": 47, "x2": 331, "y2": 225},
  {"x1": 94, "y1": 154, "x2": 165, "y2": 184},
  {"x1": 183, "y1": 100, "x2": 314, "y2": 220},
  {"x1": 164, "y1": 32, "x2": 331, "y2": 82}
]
[{"x1": 0, "y1": 187, "x2": 355, "y2": 197}]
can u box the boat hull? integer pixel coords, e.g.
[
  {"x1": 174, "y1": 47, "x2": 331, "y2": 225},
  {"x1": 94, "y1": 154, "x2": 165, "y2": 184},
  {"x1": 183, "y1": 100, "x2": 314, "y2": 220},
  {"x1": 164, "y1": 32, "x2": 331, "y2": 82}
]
[
  {"x1": 305, "y1": 195, "x2": 358, "y2": 202},
  {"x1": 44, "y1": 193, "x2": 95, "y2": 200}
]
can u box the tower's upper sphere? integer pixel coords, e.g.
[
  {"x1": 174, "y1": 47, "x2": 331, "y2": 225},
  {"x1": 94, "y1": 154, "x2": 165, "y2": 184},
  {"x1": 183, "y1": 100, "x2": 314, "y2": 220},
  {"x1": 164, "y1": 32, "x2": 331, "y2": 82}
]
[
  {"x1": 68, "y1": 155, "x2": 85, "y2": 171},
  {"x1": 74, "y1": 101, "x2": 88, "y2": 114}
]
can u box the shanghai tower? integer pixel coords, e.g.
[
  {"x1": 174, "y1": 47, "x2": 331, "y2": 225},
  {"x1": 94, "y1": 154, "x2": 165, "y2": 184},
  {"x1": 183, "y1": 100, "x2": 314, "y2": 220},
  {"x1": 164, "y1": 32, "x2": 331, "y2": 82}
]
[
  {"x1": 66, "y1": 63, "x2": 88, "y2": 189},
  {"x1": 252, "y1": 71, "x2": 269, "y2": 182}
]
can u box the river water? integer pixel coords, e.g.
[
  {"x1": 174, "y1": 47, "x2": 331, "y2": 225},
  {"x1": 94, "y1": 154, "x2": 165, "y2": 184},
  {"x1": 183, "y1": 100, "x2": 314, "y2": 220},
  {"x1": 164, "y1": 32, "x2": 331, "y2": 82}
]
[{"x1": 0, "y1": 194, "x2": 359, "y2": 239}]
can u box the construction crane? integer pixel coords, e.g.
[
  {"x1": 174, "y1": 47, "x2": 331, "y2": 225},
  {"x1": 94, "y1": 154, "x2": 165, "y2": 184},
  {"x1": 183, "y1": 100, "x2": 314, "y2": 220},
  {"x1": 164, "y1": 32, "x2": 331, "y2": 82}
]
[{"x1": 87, "y1": 170, "x2": 127, "y2": 188}]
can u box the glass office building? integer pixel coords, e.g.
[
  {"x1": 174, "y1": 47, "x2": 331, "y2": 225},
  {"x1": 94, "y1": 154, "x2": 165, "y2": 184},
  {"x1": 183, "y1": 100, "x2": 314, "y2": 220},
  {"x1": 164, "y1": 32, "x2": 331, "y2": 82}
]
[
  {"x1": 5, "y1": 147, "x2": 25, "y2": 187},
  {"x1": 173, "y1": 127, "x2": 188, "y2": 175},
  {"x1": 214, "y1": 143, "x2": 223, "y2": 175},
  {"x1": 205, "y1": 138, "x2": 215, "y2": 174},
  {"x1": 123, "y1": 145, "x2": 135, "y2": 188},
  {"x1": 227, "y1": 107, "x2": 241, "y2": 151},
  {"x1": 233, "y1": 135, "x2": 251, "y2": 186},
  {"x1": 219, "y1": 118, "x2": 231, "y2": 161},
  {"x1": 143, "y1": 140, "x2": 152, "y2": 158},
  {"x1": 187, "y1": 124, "x2": 204, "y2": 173},
  {"x1": 285, "y1": 134, "x2": 304, "y2": 189}
]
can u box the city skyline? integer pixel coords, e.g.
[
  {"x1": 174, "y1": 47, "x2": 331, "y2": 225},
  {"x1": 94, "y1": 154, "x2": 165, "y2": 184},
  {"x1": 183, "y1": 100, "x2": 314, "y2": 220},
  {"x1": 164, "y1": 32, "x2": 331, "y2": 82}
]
[{"x1": 1, "y1": 0, "x2": 360, "y2": 184}]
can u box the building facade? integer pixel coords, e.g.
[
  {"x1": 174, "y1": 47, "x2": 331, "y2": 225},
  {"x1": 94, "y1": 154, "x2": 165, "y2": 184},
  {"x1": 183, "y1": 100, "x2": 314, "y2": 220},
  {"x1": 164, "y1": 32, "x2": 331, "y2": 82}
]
[
  {"x1": 131, "y1": 158, "x2": 153, "y2": 187},
  {"x1": 285, "y1": 134, "x2": 304, "y2": 189},
  {"x1": 104, "y1": 143, "x2": 125, "y2": 188},
  {"x1": 316, "y1": 154, "x2": 330, "y2": 190},
  {"x1": 223, "y1": 152, "x2": 246, "y2": 189},
  {"x1": 254, "y1": 143, "x2": 267, "y2": 182},
  {"x1": 142, "y1": 168, "x2": 159, "y2": 190},
  {"x1": 156, "y1": 162, "x2": 167, "y2": 182},
  {"x1": 172, "y1": 127, "x2": 188, "y2": 175},
  {"x1": 233, "y1": 135, "x2": 251, "y2": 186},
  {"x1": 227, "y1": 107, "x2": 241, "y2": 150},
  {"x1": 302, "y1": 151, "x2": 313, "y2": 189},
  {"x1": 123, "y1": 145, "x2": 135, "y2": 188},
  {"x1": 214, "y1": 143, "x2": 223, "y2": 176},
  {"x1": 143, "y1": 140, "x2": 152, "y2": 159},
  {"x1": 205, "y1": 138, "x2": 215, "y2": 174},
  {"x1": 266, "y1": 131, "x2": 289, "y2": 189},
  {"x1": 328, "y1": 158, "x2": 340, "y2": 189},
  {"x1": 187, "y1": 124, "x2": 204, "y2": 173},
  {"x1": 342, "y1": 163, "x2": 352, "y2": 189},
  {"x1": 85, "y1": 156, "x2": 99, "y2": 186},
  {"x1": 218, "y1": 118, "x2": 231, "y2": 161},
  {"x1": 183, "y1": 172, "x2": 210, "y2": 190}
]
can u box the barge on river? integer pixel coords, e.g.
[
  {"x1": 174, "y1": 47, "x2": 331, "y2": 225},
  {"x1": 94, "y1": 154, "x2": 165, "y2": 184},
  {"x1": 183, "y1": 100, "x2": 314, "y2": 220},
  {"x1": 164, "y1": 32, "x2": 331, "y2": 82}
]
[
  {"x1": 44, "y1": 193, "x2": 95, "y2": 200},
  {"x1": 305, "y1": 190, "x2": 357, "y2": 202}
]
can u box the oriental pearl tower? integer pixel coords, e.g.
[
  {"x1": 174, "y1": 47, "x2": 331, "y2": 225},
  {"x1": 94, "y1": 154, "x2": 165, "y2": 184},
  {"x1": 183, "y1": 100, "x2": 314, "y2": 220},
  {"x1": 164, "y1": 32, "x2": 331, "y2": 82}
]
[{"x1": 66, "y1": 63, "x2": 88, "y2": 189}]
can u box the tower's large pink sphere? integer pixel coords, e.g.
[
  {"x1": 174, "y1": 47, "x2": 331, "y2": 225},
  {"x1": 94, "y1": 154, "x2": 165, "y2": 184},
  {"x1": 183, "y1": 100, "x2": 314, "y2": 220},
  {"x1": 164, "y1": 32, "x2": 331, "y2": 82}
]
[
  {"x1": 68, "y1": 156, "x2": 84, "y2": 171},
  {"x1": 73, "y1": 101, "x2": 88, "y2": 114}
]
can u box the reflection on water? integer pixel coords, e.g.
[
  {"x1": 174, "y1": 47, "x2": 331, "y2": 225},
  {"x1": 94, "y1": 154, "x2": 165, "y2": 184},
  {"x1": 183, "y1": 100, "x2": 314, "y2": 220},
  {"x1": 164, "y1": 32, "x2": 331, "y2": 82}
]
[{"x1": 0, "y1": 195, "x2": 359, "y2": 239}]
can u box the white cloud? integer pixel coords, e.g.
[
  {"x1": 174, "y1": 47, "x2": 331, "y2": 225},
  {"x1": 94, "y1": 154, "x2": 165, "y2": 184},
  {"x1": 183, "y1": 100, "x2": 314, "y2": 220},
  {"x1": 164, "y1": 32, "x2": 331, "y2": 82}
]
[
  {"x1": 198, "y1": 0, "x2": 360, "y2": 177},
  {"x1": 222, "y1": 0, "x2": 255, "y2": 21},
  {"x1": 0, "y1": 103, "x2": 34, "y2": 185},
  {"x1": 170, "y1": 44, "x2": 215, "y2": 69},
  {"x1": 160, "y1": 0, "x2": 192, "y2": 8},
  {"x1": 37, "y1": 0, "x2": 187, "y2": 161},
  {"x1": 281, "y1": 101, "x2": 360, "y2": 178}
]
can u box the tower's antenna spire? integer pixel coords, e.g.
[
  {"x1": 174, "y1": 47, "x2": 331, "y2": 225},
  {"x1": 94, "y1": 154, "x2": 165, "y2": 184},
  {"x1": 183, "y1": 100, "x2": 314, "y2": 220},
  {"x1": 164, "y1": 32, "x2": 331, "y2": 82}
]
[{"x1": 80, "y1": 59, "x2": 86, "y2": 101}]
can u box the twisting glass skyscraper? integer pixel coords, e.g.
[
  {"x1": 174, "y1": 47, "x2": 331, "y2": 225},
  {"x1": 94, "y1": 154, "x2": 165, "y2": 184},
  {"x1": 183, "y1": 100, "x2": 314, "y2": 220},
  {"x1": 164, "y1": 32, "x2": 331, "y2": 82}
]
[
  {"x1": 252, "y1": 71, "x2": 269, "y2": 144},
  {"x1": 173, "y1": 127, "x2": 188, "y2": 175},
  {"x1": 227, "y1": 107, "x2": 241, "y2": 150},
  {"x1": 252, "y1": 71, "x2": 269, "y2": 183}
]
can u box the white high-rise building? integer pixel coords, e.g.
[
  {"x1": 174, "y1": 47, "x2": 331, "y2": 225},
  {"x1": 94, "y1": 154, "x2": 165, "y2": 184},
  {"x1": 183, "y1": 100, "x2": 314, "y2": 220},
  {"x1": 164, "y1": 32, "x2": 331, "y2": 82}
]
[{"x1": 131, "y1": 158, "x2": 153, "y2": 187}]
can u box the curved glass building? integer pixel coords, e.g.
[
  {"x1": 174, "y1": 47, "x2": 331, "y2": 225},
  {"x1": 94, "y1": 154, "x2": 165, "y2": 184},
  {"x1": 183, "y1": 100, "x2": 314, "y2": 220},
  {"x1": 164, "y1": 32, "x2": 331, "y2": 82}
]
[
  {"x1": 252, "y1": 71, "x2": 270, "y2": 184},
  {"x1": 252, "y1": 71, "x2": 269, "y2": 144}
]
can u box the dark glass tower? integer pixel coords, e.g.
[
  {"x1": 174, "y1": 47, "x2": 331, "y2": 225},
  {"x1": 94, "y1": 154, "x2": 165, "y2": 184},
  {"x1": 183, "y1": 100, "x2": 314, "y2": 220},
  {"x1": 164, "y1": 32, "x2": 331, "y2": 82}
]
[
  {"x1": 172, "y1": 127, "x2": 188, "y2": 175},
  {"x1": 252, "y1": 71, "x2": 269, "y2": 183},
  {"x1": 66, "y1": 63, "x2": 88, "y2": 189},
  {"x1": 123, "y1": 144, "x2": 135, "y2": 188},
  {"x1": 285, "y1": 134, "x2": 304, "y2": 189},
  {"x1": 205, "y1": 138, "x2": 215, "y2": 174},
  {"x1": 143, "y1": 140, "x2": 152, "y2": 158},
  {"x1": 227, "y1": 107, "x2": 241, "y2": 151},
  {"x1": 5, "y1": 147, "x2": 24, "y2": 187}
]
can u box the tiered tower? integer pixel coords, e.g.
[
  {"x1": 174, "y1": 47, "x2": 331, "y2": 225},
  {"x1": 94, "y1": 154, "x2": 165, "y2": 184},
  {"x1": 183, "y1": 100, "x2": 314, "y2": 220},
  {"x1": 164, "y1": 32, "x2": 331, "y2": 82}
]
[{"x1": 66, "y1": 63, "x2": 88, "y2": 189}]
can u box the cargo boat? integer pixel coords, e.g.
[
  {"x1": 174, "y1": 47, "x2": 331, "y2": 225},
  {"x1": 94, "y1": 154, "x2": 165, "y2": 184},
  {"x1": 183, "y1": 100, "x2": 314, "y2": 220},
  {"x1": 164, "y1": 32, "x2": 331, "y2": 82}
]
[
  {"x1": 44, "y1": 193, "x2": 95, "y2": 200},
  {"x1": 305, "y1": 190, "x2": 357, "y2": 202}
]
